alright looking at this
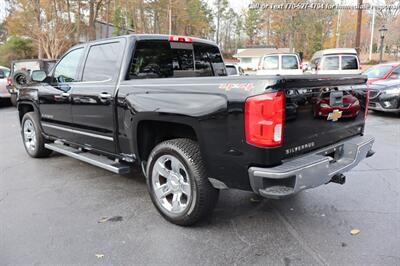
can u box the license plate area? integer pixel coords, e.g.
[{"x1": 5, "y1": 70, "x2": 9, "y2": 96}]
[{"x1": 330, "y1": 91, "x2": 344, "y2": 107}]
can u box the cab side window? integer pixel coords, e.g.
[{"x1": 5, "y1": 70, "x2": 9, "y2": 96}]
[
  {"x1": 82, "y1": 42, "x2": 122, "y2": 82},
  {"x1": 53, "y1": 48, "x2": 84, "y2": 83}
]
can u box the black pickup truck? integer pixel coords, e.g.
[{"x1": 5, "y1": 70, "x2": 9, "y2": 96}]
[{"x1": 17, "y1": 34, "x2": 374, "y2": 225}]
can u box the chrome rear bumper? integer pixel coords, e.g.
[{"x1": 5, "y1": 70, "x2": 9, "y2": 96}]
[{"x1": 248, "y1": 135, "x2": 375, "y2": 199}]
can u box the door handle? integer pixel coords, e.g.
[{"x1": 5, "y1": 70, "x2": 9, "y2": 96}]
[{"x1": 99, "y1": 92, "x2": 112, "y2": 99}]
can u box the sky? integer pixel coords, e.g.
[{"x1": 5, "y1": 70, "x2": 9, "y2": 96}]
[
  {"x1": 205, "y1": 0, "x2": 384, "y2": 12},
  {"x1": 206, "y1": 0, "x2": 251, "y2": 12},
  {"x1": 0, "y1": 0, "x2": 8, "y2": 23}
]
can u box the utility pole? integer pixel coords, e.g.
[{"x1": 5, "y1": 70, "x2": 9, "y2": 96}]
[
  {"x1": 34, "y1": 0, "x2": 43, "y2": 59},
  {"x1": 335, "y1": 7, "x2": 341, "y2": 47},
  {"x1": 216, "y1": 0, "x2": 220, "y2": 45},
  {"x1": 168, "y1": 0, "x2": 172, "y2": 35},
  {"x1": 355, "y1": 0, "x2": 363, "y2": 53},
  {"x1": 369, "y1": 6, "x2": 375, "y2": 61}
]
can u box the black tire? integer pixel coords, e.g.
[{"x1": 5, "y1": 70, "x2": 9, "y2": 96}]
[
  {"x1": 21, "y1": 112, "x2": 52, "y2": 158},
  {"x1": 146, "y1": 138, "x2": 219, "y2": 226},
  {"x1": 10, "y1": 94, "x2": 17, "y2": 107}
]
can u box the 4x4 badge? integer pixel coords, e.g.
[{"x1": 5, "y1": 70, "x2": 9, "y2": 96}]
[{"x1": 327, "y1": 109, "x2": 342, "y2": 121}]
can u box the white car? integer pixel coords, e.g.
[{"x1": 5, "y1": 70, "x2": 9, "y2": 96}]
[
  {"x1": 307, "y1": 48, "x2": 361, "y2": 75},
  {"x1": 0, "y1": 66, "x2": 11, "y2": 102},
  {"x1": 256, "y1": 53, "x2": 303, "y2": 75},
  {"x1": 225, "y1": 63, "x2": 245, "y2": 76}
]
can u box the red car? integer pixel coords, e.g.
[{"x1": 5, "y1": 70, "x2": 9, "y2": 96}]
[
  {"x1": 313, "y1": 91, "x2": 360, "y2": 119},
  {"x1": 363, "y1": 62, "x2": 400, "y2": 84}
]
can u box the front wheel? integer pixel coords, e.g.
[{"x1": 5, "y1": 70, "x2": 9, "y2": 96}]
[
  {"x1": 21, "y1": 112, "x2": 52, "y2": 158},
  {"x1": 146, "y1": 138, "x2": 219, "y2": 226}
]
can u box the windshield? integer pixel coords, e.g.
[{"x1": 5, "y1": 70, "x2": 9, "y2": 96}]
[
  {"x1": 226, "y1": 65, "x2": 238, "y2": 75},
  {"x1": 363, "y1": 65, "x2": 393, "y2": 78},
  {"x1": 13, "y1": 61, "x2": 41, "y2": 72}
]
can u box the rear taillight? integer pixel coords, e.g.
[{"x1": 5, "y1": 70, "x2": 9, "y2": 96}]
[
  {"x1": 7, "y1": 77, "x2": 12, "y2": 86},
  {"x1": 245, "y1": 91, "x2": 285, "y2": 147}
]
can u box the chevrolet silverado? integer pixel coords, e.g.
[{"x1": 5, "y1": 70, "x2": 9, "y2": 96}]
[{"x1": 17, "y1": 34, "x2": 374, "y2": 225}]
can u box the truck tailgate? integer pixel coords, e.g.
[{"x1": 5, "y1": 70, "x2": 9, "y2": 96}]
[{"x1": 277, "y1": 75, "x2": 368, "y2": 159}]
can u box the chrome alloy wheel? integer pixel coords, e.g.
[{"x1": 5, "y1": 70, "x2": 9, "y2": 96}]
[
  {"x1": 23, "y1": 119, "x2": 37, "y2": 152},
  {"x1": 151, "y1": 155, "x2": 192, "y2": 215}
]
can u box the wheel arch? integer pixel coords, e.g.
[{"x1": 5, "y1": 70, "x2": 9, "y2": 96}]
[
  {"x1": 17, "y1": 101, "x2": 39, "y2": 123},
  {"x1": 135, "y1": 119, "x2": 200, "y2": 163}
]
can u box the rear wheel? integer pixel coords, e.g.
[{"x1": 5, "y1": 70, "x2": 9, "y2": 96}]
[
  {"x1": 21, "y1": 112, "x2": 52, "y2": 158},
  {"x1": 146, "y1": 138, "x2": 219, "y2": 226}
]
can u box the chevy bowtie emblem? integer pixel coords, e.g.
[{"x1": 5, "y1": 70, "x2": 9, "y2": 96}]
[{"x1": 327, "y1": 109, "x2": 342, "y2": 121}]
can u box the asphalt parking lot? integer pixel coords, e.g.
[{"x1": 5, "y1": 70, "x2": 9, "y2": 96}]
[{"x1": 0, "y1": 103, "x2": 399, "y2": 265}]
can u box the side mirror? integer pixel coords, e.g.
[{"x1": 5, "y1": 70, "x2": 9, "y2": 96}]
[
  {"x1": 0, "y1": 70, "x2": 5, "y2": 79},
  {"x1": 31, "y1": 70, "x2": 47, "y2": 82},
  {"x1": 389, "y1": 74, "x2": 399, "y2": 79}
]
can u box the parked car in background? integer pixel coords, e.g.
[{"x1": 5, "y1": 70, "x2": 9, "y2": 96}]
[
  {"x1": 363, "y1": 62, "x2": 400, "y2": 84},
  {"x1": 307, "y1": 48, "x2": 361, "y2": 75},
  {"x1": 363, "y1": 79, "x2": 400, "y2": 114},
  {"x1": 313, "y1": 90, "x2": 360, "y2": 119},
  {"x1": 0, "y1": 66, "x2": 11, "y2": 103},
  {"x1": 256, "y1": 53, "x2": 303, "y2": 75},
  {"x1": 225, "y1": 63, "x2": 245, "y2": 76},
  {"x1": 7, "y1": 59, "x2": 57, "y2": 106}
]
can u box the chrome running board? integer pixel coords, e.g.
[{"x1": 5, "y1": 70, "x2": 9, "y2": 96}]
[{"x1": 45, "y1": 142, "x2": 131, "y2": 174}]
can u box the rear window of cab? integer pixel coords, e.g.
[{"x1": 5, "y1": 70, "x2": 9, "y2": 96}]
[{"x1": 127, "y1": 40, "x2": 227, "y2": 79}]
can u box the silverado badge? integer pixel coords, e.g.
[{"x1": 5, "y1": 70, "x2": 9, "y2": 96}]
[{"x1": 327, "y1": 109, "x2": 342, "y2": 121}]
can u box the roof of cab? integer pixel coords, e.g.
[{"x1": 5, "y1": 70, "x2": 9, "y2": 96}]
[
  {"x1": 133, "y1": 34, "x2": 217, "y2": 46},
  {"x1": 79, "y1": 34, "x2": 218, "y2": 47},
  {"x1": 311, "y1": 48, "x2": 358, "y2": 59}
]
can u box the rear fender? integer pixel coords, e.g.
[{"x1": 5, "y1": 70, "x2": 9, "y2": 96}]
[{"x1": 125, "y1": 92, "x2": 227, "y2": 117}]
